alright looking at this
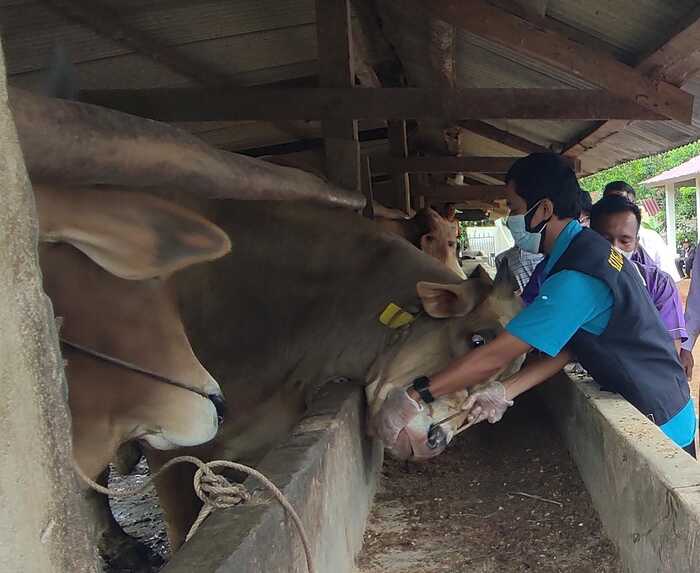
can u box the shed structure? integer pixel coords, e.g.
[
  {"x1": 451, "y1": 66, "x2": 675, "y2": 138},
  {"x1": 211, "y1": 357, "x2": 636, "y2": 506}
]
[{"x1": 6, "y1": 1, "x2": 700, "y2": 571}]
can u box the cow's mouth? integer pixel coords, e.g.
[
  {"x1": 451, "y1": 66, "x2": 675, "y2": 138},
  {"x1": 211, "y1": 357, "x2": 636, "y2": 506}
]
[
  {"x1": 386, "y1": 414, "x2": 450, "y2": 461},
  {"x1": 208, "y1": 393, "x2": 227, "y2": 425}
]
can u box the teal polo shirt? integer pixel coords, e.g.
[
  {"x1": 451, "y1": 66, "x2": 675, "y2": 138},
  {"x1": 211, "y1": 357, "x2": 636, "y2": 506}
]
[
  {"x1": 506, "y1": 220, "x2": 613, "y2": 357},
  {"x1": 505, "y1": 220, "x2": 696, "y2": 448}
]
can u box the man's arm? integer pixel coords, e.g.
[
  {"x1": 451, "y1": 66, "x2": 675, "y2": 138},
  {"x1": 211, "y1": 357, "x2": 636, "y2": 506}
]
[
  {"x1": 684, "y1": 254, "x2": 700, "y2": 352},
  {"x1": 681, "y1": 254, "x2": 700, "y2": 378},
  {"x1": 502, "y1": 349, "x2": 574, "y2": 400},
  {"x1": 461, "y1": 349, "x2": 573, "y2": 425},
  {"x1": 414, "y1": 331, "x2": 532, "y2": 401}
]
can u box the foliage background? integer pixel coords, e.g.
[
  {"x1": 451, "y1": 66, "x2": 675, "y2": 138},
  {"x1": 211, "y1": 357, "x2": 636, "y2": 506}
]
[{"x1": 580, "y1": 141, "x2": 700, "y2": 250}]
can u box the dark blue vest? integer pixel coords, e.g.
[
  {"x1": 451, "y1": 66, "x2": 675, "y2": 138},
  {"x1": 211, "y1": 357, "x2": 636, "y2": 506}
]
[{"x1": 550, "y1": 228, "x2": 689, "y2": 426}]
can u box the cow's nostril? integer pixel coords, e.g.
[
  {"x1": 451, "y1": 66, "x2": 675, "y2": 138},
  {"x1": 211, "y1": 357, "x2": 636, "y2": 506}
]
[
  {"x1": 208, "y1": 393, "x2": 227, "y2": 424},
  {"x1": 427, "y1": 424, "x2": 447, "y2": 450}
]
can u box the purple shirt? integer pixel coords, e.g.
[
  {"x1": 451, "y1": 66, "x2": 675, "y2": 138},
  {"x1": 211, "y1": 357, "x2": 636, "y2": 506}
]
[
  {"x1": 521, "y1": 258, "x2": 547, "y2": 305},
  {"x1": 634, "y1": 262, "x2": 687, "y2": 342},
  {"x1": 522, "y1": 253, "x2": 687, "y2": 341}
]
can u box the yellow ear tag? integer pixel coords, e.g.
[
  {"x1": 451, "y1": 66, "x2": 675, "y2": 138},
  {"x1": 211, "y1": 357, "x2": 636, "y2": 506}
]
[{"x1": 379, "y1": 303, "x2": 416, "y2": 329}]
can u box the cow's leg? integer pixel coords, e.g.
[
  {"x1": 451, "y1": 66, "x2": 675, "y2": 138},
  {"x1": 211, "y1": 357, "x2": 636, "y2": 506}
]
[{"x1": 85, "y1": 468, "x2": 164, "y2": 571}]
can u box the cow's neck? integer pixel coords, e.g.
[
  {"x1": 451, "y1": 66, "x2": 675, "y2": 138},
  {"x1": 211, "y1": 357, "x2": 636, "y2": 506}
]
[{"x1": 178, "y1": 201, "x2": 459, "y2": 414}]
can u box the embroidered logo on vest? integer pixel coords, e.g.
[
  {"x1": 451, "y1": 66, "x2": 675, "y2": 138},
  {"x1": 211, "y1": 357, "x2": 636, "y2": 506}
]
[{"x1": 607, "y1": 247, "x2": 624, "y2": 272}]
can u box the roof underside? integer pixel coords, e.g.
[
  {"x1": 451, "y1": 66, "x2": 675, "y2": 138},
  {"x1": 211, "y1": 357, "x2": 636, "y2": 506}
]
[{"x1": 2, "y1": 0, "x2": 700, "y2": 180}]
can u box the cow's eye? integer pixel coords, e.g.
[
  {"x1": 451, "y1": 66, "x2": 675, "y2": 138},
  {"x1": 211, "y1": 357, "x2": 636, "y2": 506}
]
[{"x1": 470, "y1": 333, "x2": 486, "y2": 348}]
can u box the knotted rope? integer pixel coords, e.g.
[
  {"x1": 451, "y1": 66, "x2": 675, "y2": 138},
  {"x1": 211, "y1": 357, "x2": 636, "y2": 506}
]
[{"x1": 75, "y1": 455, "x2": 315, "y2": 573}]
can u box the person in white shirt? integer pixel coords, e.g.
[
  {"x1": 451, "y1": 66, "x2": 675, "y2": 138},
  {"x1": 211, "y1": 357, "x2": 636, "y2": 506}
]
[{"x1": 603, "y1": 181, "x2": 681, "y2": 282}]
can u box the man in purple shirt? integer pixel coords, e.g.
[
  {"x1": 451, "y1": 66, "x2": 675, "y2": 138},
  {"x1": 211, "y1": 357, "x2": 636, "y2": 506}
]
[{"x1": 590, "y1": 195, "x2": 687, "y2": 352}]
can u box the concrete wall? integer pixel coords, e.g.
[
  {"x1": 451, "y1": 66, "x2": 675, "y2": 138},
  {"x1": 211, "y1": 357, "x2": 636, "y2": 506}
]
[
  {"x1": 162, "y1": 383, "x2": 382, "y2": 573},
  {"x1": 0, "y1": 44, "x2": 98, "y2": 572},
  {"x1": 540, "y1": 372, "x2": 700, "y2": 573}
]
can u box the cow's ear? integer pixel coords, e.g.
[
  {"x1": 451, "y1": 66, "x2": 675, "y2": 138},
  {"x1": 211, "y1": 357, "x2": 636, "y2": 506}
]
[
  {"x1": 35, "y1": 185, "x2": 231, "y2": 280},
  {"x1": 417, "y1": 279, "x2": 489, "y2": 318},
  {"x1": 493, "y1": 258, "x2": 520, "y2": 298},
  {"x1": 468, "y1": 264, "x2": 493, "y2": 285}
]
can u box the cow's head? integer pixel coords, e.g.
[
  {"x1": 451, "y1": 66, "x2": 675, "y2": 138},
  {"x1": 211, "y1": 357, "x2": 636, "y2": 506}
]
[
  {"x1": 416, "y1": 208, "x2": 466, "y2": 279},
  {"x1": 367, "y1": 264, "x2": 523, "y2": 461},
  {"x1": 34, "y1": 185, "x2": 231, "y2": 477}
]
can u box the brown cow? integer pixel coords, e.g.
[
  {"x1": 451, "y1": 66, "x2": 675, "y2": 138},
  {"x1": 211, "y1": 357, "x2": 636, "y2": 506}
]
[
  {"x1": 34, "y1": 184, "x2": 231, "y2": 568},
  {"x1": 146, "y1": 200, "x2": 523, "y2": 551},
  {"x1": 374, "y1": 207, "x2": 466, "y2": 278}
]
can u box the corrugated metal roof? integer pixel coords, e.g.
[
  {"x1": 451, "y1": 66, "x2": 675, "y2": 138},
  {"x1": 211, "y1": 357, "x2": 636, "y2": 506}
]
[{"x1": 1, "y1": 0, "x2": 700, "y2": 176}]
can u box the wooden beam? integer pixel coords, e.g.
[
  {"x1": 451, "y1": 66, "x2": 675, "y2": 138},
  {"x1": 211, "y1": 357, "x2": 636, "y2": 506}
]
[
  {"x1": 373, "y1": 155, "x2": 580, "y2": 174},
  {"x1": 388, "y1": 120, "x2": 411, "y2": 213},
  {"x1": 417, "y1": 184, "x2": 507, "y2": 202},
  {"x1": 427, "y1": 0, "x2": 693, "y2": 123},
  {"x1": 562, "y1": 120, "x2": 630, "y2": 157},
  {"x1": 635, "y1": 5, "x2": 700, "y2": 85},
  {"x1": 316, "y1": 0, "x2": 360, "y2": 192},
  {"x1": 564, "y1": 6, "x2": 700, "y2": 157},
  {"x1": 80, "y1": 88, "x2": 666, "y2": 122},
  {"x1": 40, "y1": 0, "x2": 314, "y2": 144},
  {"x1": 457, "y1": 120, "x2": 549, "y2": 154}
]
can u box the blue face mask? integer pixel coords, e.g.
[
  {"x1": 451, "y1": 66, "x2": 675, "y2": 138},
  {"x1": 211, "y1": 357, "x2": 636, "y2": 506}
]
[{"x1": 506, "y1": 200, "x2": 549, "y2": 254}]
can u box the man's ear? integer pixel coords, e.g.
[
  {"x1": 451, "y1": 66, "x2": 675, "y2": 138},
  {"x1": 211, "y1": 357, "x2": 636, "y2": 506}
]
[
  {"x1": 417, "y1": 279, "x2": 490, "y2": 318},
  {"x1": 35, "y1": 185, "x2": 231, "y2": 280}
]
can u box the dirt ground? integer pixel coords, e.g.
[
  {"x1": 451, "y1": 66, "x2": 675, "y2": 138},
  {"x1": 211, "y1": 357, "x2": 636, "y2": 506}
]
[{"x1": 356, "y1": 391, "x2": 620, "y2": 573}]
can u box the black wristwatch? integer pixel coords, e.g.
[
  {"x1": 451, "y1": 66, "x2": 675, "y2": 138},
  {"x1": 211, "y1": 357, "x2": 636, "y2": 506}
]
[{"x1": 411, "y1": 376, "x2": 435, "y2": 404}]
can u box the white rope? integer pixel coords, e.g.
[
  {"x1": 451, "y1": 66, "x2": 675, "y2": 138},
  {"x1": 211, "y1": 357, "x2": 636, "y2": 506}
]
[{"x1": 75, "y1": 456, "x2": 315, "y2": 573}]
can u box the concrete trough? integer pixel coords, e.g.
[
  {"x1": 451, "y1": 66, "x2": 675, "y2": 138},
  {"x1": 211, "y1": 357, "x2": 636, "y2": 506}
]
[
  {"x1": 161, "y1": 383, "x2": 382, "y2": 573},
  {"x1": 157, "y1": 368, "x2": 700, "y2": 573},
  {"x1": 539, "y1": 372, "x2": 700, "y2": 573}
]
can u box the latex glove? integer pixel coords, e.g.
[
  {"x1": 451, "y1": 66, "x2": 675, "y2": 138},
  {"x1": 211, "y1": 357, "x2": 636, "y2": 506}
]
[
  {"x1": 373, "y1": 387, "x2": 423, "y2": 448},
  {"x1": 462, "y1": 381, "x2": 513, "y2": 425},
  {"x1": 680, "y1": 348, "x2": 694, "y2": 381}
]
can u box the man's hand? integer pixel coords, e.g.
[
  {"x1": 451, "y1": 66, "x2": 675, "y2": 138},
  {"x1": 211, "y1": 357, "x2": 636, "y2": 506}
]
[
  {"x1": 373, "y1": 387, "x2": 422, "y2": 448},
  {"x1": 681, "y1": 348, "x2": 694, "y2": 381},
  {"x1": 462, "y1": 381, "x2": 513, "y2": 425}
]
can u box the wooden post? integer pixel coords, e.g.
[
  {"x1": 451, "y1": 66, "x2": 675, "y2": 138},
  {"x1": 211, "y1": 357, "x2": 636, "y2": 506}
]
[
  {"x1": 665, "y1": 182, "x2": 677, "y2": 254},
  {"x1": 316, "y1": 0, "x2": 361, "y2": 192},
  {"x1": 361, "y1": 154, "x2": 375, "y2": 219},
  {"x1": 388, "y1": 120, "x2": 411, "y2": 214},
  {"x1": 0, "y1": 43, "x2": 98, "y2": 572}
]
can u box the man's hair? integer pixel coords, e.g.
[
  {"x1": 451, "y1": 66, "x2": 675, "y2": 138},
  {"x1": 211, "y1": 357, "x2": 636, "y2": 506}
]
[
  {"x1": 579, "y1": 190, "x2": 593, "y2": 215},
  {"x1": 505, "y1": 153, "x2": 582, "y2": 218},
  {"x1": 603, "y1": 180, "x2": 636, "y2": 199},
  {"x1": 590, "y1": 194, "x2": 641, "y2": 231}
]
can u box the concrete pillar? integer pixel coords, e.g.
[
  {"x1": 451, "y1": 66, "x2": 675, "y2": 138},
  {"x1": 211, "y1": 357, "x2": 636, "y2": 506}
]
[
  {"x1": 0, "y1": 44, "x2": 98, "y2": 572},
  {"x1": 665, "y1": 182, "x2": 677, "y2": 253},
  {"x1": 695, "y1": 176, "x2": 700, "y2": 243}
]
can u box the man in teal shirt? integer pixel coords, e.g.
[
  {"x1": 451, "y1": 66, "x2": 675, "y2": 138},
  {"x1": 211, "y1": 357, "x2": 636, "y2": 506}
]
[{"x1": 375, "y1": 153, "x2": 696, "y2": 457}]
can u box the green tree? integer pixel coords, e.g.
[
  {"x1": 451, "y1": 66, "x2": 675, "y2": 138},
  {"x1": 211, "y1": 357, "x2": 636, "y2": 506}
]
[{"x1": 580, "y1": 140, "x2": 700, "y2": 249}]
